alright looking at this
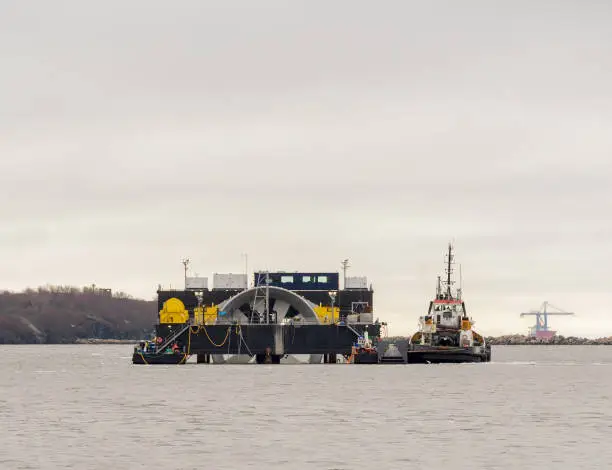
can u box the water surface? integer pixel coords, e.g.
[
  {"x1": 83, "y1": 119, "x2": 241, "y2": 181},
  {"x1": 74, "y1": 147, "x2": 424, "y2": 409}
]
[{"x1": 1, "y1": 345, "x2": 611, "y2": 469}]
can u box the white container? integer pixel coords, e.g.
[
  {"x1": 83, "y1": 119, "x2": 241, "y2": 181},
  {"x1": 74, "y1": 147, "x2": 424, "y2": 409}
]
[
  {"x1": 186, "y1": 277, "x2": 208, "y2": 289},
  {"x1": 213, "y1": 273, "x2": 247, "y2": 290},
  {"x1": 345, "y1": 276, "x2": 367, "y2": 289},
  {"x1": 359, "y1": 313, "x2": 373, "y2": 323}
]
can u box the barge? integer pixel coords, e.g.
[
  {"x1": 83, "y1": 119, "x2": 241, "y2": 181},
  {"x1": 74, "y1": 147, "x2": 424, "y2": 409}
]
[{"x1": 133, "y1": 267, "x2": 384, "y2": 364}]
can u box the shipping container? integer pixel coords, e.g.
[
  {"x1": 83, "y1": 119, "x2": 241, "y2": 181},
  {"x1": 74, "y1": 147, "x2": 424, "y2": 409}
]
[
  {"x1": 359, "y1": 313, "x2": 374, "y2": 323},
  {"x1": 213, "y1": 273, "x2": 247, "y2": 290},
  {"x1": 185, "y1": 276, "x2": 208, "y2": 290},
  {"x1": 345, "y1": 276, "x2": 368, "y2": 289}
]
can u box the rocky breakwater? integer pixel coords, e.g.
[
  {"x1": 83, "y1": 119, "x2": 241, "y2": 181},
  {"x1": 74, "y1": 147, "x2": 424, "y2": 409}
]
[{"x1": 487, "y1": 334, "x2": 612, "y2": 345}]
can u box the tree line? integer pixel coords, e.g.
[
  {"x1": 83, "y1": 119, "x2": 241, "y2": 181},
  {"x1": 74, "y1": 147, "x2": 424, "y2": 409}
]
[{"x1": 0, "y1": 285, "x2": 156, "y2": 344}]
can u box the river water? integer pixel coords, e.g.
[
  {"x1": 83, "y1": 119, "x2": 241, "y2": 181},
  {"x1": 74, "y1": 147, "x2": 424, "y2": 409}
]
[{"x1": 1, "y1": 345, "x2": 611, "y2": 469}]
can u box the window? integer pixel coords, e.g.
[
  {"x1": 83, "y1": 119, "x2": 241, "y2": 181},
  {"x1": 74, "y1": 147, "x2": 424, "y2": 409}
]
[
  {"x1": 317, "y1": 276, "x2": 328, "y2": 283},
  {"x1": 280, "y1": 276, "x2": 294, "y2": 283},
  {"x1": 302, "y1": 276, "x2": 312, "y2": 282}
]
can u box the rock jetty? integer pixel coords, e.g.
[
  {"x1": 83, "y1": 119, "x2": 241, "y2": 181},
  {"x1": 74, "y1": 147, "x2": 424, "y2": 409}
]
[
  {"x1": 486, "y1": 334, "x2": 612, "y2": 345},
  {"x1": 386, "y1": 335, "x2": 612, "y2": 346}
]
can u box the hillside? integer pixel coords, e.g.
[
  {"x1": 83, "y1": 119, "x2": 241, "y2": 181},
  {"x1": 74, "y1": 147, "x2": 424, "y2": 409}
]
[{"x1": 0, "y1": 286, "x2": 156, "y2": 344}]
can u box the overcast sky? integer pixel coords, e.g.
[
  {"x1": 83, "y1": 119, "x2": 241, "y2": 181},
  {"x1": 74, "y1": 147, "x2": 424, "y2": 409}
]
[{"x1": 1, "y1": 1, "x2": 610, "y2": 337}]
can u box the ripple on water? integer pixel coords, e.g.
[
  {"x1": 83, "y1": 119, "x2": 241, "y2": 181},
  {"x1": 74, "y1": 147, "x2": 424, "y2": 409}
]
[{"x1": 0, "y1": 345, "x2": 611, "y2": 469}]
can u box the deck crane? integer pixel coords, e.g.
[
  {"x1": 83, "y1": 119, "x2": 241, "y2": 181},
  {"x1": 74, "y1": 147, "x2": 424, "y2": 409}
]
[{"x1": 520, "y1": 301, "x2": 575, "y2": 339}]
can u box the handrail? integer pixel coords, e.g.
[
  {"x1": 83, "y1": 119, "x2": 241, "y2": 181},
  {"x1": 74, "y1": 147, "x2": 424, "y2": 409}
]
[
  {"x1": 346, "y1": 323, "x2": 361, "y2": 338},
  {"x1": 156, "y1": 323, "x2": 191, "y2": 352}
]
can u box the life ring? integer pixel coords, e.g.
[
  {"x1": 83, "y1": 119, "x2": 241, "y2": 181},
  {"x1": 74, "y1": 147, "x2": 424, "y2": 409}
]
[{"x1": 156, "y1": 337, "x2": 163, "y2": 344}]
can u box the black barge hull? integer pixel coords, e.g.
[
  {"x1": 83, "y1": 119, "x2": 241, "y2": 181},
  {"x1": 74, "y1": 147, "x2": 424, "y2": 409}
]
[
  {"x1": 155, "y1": 323, "x2": 380, "y2": 356},
  {"x1": 353, "y1": 351, "x2": 379, "y2": 364},
  {"x1": 407, "y1": 347, "x2": 490, "y2": 364},
  {"x1": 133, "y1": 323, "x2": 382, "y2": 365},
  {"x1": 132, "y1": 352, "x2": 188, "y2": 365}
]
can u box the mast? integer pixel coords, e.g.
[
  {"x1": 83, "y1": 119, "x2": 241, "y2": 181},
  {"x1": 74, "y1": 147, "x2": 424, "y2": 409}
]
[
  {"x1": 242, "y1": 253, "x2": 248, "y2": 290},
  {"x1": 265, "y1": 271, "x2": 270, "y2": 324},
  {"x1": 341, "y1": 259, "x2": 350, "y2": 289},
  {"x1": 457, "y1": 264, "x2": 463, "y2": 300},
  {"x1": 446, "y1": 243, "x2": 453, "y2": 299},
  {"x1": 182, "y1": 258, "x2": 190, "y2": 289}
]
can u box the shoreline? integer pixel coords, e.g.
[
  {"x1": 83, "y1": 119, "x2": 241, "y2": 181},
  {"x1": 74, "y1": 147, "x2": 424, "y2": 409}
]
[{"x1": 74, "y1": 339, "x2": 138, "y2": 345}]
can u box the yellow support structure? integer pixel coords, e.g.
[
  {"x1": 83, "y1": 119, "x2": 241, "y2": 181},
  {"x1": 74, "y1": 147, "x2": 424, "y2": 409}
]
[
  {"x1": 159, "y1": 297, "x2": 189, "y2": 324},
  {"x1": 314, "y1": 305, "x2": 340, "y2": 324},
  {"x1": 204, "y1": 305, "x2": 218, "y2": 325},
  {"x1": 191, "y1": 305, "x2": 219, "y2": 325},
  {"x1": 194, "y1": 307, "x2": 204, "y2": 325}
]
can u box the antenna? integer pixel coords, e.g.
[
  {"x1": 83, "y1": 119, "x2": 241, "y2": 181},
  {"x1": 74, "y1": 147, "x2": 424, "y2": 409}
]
[
  {"x1": 265, "y1": 271, "x2": 270, "y2": 324},
  {"x1": 341, "y1": 259, "x2": 350, "y2": 289},
  {"x1": 458, "y1": 263, "x2": 463, "y2": 300},
  {"x1": 242, "y1": 253, "x2": 248, "y2": 289},
  {"x1": 181, "y1": 258, "x2": 190, "y2": 289},
  {"x1": 445, "y1": 243, "x2": 454, "y2": 298}
]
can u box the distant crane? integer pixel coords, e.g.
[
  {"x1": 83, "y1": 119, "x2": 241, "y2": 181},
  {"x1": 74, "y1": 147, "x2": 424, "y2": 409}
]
[{"x1": 520, "y1": 301, "x2": 575, "y2": 339}]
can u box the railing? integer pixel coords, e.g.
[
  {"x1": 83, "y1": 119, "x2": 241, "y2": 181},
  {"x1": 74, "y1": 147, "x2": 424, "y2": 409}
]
[
  {"x1": 345, "y1": 323, "x2": 362, "y2": 338},
  {"x1": 156, "y1": 323, "x2": 191, "y2": 353}
]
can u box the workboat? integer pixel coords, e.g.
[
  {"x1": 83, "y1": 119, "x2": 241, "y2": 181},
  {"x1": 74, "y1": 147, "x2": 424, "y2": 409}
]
[
  {"x1": 407, "y1": 244, "x2": 491, "y2": 364},
  {"x1": 350, "y1": 331, "x2": 379, "y2": 364},
  {"x1": 132, "y1": 338, "x2": 189, "y2": 365}
]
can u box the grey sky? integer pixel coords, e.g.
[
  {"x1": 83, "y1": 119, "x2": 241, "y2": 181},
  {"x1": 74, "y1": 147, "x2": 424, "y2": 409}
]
[{"x1": 1, "y1": 1, "x2": 611, "y2": 336}]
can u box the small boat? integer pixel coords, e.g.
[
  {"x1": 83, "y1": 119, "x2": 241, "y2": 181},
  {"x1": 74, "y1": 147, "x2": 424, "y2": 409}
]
[
  {"x1": 407, "y1": 244, "x2": 491, "y2": 364},
  {"x1": 351, "y1": 331, "x2": 379, "y2": 364},
  {"x1": 132, "y1": 339, "x2": 189, "y2": 365}
]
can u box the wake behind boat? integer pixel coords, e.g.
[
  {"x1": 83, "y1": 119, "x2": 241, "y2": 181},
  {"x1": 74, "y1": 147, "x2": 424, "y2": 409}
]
[{"x1": 407, "y1": 244, "x2": 491, "y2": 364}]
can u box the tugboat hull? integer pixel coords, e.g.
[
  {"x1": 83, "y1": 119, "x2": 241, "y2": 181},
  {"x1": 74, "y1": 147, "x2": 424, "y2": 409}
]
[
  {"x1": 353, "y1": 351, "x2": 379, "y2": 364},
  {"x1": 407, "y1": 346, "x2": 488, "y2": 364},
  {"x1": 132, "y1": 351, "x2": 188, "y2": 365}
]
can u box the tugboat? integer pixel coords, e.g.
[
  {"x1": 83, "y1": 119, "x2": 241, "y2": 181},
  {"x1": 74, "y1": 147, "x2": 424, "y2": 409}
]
[
  {"x1": 351, "y1": 331, "x2": 379, "y2": 364},
  {"x1": 407, "y1": 244, "x2": 491, "y2": 364},
  {"x1": 132, "y1": 338, "x2": 189, "y2": 365}
]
